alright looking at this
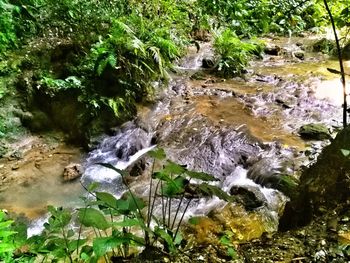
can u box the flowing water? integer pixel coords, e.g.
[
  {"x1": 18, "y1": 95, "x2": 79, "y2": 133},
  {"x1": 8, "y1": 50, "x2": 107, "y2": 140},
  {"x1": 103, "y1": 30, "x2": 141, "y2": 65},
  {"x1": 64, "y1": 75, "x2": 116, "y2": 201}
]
[
  {"x1": 79, "y1": 37, "x2": 346, "y2": 235},
  {"x1": 2, "y1": 37, "x2": 349, "y2": 238}
]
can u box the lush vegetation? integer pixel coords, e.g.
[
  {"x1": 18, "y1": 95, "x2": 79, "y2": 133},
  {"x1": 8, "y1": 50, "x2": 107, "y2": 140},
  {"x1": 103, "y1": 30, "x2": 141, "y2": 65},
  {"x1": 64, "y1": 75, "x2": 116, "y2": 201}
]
[
  {"x1": 1, "y1": 0, "x2": 350, "y2": 261},
  {"x1": 0, "y1": 149, "x2": 236, "y2": 262},
  {"x1": 0, "y1": 0, "x2": 349, "y2": 142}
]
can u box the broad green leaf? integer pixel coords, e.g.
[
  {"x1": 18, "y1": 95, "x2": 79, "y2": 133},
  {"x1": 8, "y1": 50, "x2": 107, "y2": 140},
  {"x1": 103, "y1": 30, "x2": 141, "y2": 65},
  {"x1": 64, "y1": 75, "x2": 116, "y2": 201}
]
[
  {"x1": 173, "y1": 232, "x2": 183, "y2": 246},
  {"x1": 148, "y1": 148, "x2": 166, "y2": 160},
  {"x1": 78, "y1": 208, "x2": 109, "y2": 230},
  {"x1": 80, "y1": 245, "x2": 93, "y2": 260},
  {"x1": 113, "y1": 218, "x2": 142, "y2": 227},
  {"x1": 0, "y1": 243, "x2": 15, "y2": 253},
  {"x1": 188, "y1": 217, "x2": 201, "y2": 225},
  {"x1": 88, "y1": 182, "x2": 100, "y2": 192},
  {"x1": 220, "y1": 235, "x2": 231, "y2": 246},
  {"x1": 198, "y1": 183, "x2": 233, "y2": 202},
  {"x1": 126, "y1": 193, "x2": 145, "y2": 212},
  {"x1": 227, "y1": 247, "x2": 237, "y2": 259},
  {"x1": 0, "y1": 230, "x2": 16, "y2": 238},
  {"x1": 68, "y1": 238, "x2": 87, "y2": 252},
  {"x1": 0, "y1": 220, "x2": 14, "y2": 230},
  {"x1": 153, "y1": 171, "x2": 171, "y2": 181},
  {"x1": 93, "y1": 236, "x2": 129, "y2": 258},
  {"x1": 96, "y1": 192, "x2": 118, "y2": 209},
  {"x1": 163, "y1": 161, "x2": 186, "y2": 174},
  {"x1": 115, "y1": 199, "x2": 130, "y2": 213},
  {"x1": 186, "y1": 171, "x2": 218, "y2": 182},
  {"x1": 162, "y1": 176, "x2": 186, "y2": 197},
  {"x1": 154, "y1": 227, "x2": 175, "y2": 252}
]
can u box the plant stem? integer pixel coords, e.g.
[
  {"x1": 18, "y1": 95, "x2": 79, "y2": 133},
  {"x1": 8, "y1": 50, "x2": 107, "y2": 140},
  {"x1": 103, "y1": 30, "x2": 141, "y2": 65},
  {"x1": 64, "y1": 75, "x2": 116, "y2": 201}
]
[
  {"x1": 324, "y1": 0, "x2": 347, "y2": 127},
  {"x1": 119, "y1": 173, "x2": 148, "y2": 244},
  {"x1": 173, "y1": 198, "x2": 192, "y2": 242},
  {"x1": 149, "y1": 180, "x2": 161, "y2": 225},
  {"x1": 171, "y1": 178, "x2": 190, "y2": 230},
  {"x1": 61, "y1": 225, "x2": 73, "y2": 263},
  {"x1": 147, "y1": 159, "x2": 156, "y2": 228},
  {"x1": 161, "y1": 181, "x2": 166, "y2": 226},
  {"x1": 167, "y1": 196, "x2": 171, "y2": 228},
  {"x1": 76, "y1": 206, "x2": 87, "y2": 258}
]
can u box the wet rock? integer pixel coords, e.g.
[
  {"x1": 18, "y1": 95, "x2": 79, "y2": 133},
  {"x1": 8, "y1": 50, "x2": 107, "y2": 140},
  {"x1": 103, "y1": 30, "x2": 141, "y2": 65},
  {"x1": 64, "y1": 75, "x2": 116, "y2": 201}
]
[
  {"x1": 229, "y1": 186, "x2": 266, "y2": 210},
  {"x1": 113, "y1": 123, "x2": 151, "y2": 160},
  {"x1": 294, "y1": 51, "x2": 305, "y2": 60},
  {"x1": 312, "y1": 38, "x2": 335, "y2": 54},
  {"x1": 14, "y1": 109, "x2": 53, "y2": 132},
  {"x1": 63, "y1": 163, "x2": 83, "y2": 181},
  {"x1": 264, "y1": 45, "x2": 281, "y2": 56},
  {"x1": 126, "y1": 158, "x2": 146, "y2": 177},
  {"x1": 202, "y1": 57, "x2": 216, "y2": 69},
  {"x1": 190, "y1": 71, "x2": 207, "y2": 80},
  {"x1": 298, "y1": 123, "x2": 331, "y2": 140},
  {"x1": 280, "y1": 127, "x2": 350, "y2": 229},
  {"x1": 191, "y1": 28, "x2": 210, "y2": 41}
]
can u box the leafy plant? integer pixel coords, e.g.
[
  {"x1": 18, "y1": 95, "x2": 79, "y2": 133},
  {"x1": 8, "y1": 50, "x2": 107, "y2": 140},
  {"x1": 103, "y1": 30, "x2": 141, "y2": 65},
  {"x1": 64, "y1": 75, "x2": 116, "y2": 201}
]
[
  {"x1": 38, "y1": 75, "x2": 82, "y2": 97},
  {"x1": 219, "y1": 230, "x2": 238, "y2": 260},
  {"x1": 213, "y1": 29, "x2": 264, "y2": 77},
  {"x1": 0, "y1": 0, "x2": 18, "y2": 54},
  {"x1": 0, "y1": 210, "x2": 17, "y2": 261}
]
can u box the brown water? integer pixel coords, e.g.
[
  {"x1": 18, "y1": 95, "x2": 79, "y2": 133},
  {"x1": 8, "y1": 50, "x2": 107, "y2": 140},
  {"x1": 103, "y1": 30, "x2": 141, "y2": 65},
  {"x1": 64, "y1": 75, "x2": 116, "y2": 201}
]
[
  {"x1": 195, "y1": 96, "x2": 306, "y2": 149},
  {"x1": 0, "y1": 135, "x2": 84, "y2": 219}
]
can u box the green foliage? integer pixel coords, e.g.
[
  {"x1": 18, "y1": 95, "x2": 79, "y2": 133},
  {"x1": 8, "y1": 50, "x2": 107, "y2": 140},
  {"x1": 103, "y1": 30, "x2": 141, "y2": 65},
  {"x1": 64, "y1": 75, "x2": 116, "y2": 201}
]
[
  {"x1": 78, "y1": 14, "x2": 185, "y2": 118},
  {"x1": 0, "y1": 210, "x2": 17, "y2": 260},
  {"x1": 0, "y1": 0, "x2": 18, "y2": 54},
  {"x1": 38, "y1": 75, "x2": 82, "y2": 97},
  {"x1": 198, "y1": 0, "x2": 317, "y2": 36},
  {"x1": 214, "y1": 29, "x2": 264, "y2": 77},
  {"x1": 219, "y1": 230, "x2": 238, "y2": 259}
]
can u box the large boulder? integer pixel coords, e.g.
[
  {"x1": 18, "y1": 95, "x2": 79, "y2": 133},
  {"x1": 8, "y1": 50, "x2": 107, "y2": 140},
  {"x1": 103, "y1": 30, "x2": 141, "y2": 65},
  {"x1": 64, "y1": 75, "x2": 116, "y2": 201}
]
[
  {"x1": 280, "y1": 127, "x2": 350, "y2": 229},
  {"x1": 298, "y1": 123, "x2": 331, "y2": 140}
]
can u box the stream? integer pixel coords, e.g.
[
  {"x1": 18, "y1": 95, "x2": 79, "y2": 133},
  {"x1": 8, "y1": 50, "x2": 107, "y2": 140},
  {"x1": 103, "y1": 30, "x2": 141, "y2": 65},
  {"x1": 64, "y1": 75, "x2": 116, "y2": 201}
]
[{"x1": 1, "y1": 36, "x2": 349, "y2": 240}]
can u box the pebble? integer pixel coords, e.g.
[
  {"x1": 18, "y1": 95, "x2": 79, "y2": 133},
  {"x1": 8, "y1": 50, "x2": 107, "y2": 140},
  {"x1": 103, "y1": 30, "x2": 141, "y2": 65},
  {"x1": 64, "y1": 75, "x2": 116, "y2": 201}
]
[
  {"x1": 197, "y1": 255, "x2": 205, "y2": 261},
  {"x1": 11, "y1": 163, "x2": 20, "y2": 170}
]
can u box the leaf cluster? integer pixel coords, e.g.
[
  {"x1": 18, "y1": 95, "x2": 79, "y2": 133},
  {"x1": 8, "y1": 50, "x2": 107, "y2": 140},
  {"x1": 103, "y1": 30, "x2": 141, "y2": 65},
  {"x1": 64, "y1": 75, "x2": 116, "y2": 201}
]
[{"x1": 214, "y1": 29, "x2": 265, "y2": 77}]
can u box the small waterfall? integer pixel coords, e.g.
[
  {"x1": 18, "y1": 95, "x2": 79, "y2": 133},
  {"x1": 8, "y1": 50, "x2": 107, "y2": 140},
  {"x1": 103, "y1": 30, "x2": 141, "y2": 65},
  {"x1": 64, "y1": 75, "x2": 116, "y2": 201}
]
[
  {"x1": 82, "y1": 122, "x2": 155, "y2": 195},
  {"x1": 27, "y1": 215, "x2": 50, "y2": 238}
]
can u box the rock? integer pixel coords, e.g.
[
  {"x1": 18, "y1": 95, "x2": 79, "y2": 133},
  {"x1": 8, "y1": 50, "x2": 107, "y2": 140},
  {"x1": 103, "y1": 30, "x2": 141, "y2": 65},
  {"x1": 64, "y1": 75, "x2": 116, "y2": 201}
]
[
  {"x1": 229, "y1": 186, "x2": 266, "y2": 211},
  {"x1": 312, "y1": 38, "x2": 335, "y2": 54},
  {"x1": 294, "y1": 51, "x2": 305, "y2": 60},
  {"x1": 63, "y1": 163, "x2": 83, "y2": 181},
  {"x1": 202, "y1": 57, "x2": 216, "y2": 69},
  {"x1": 126, "y1": 158, "x2": 146, "y2": 177},
  {"x1": 11, "y1": 163, "x2": 20, "y2": 170},
  {"x1": 14, "y1": 109, "x2": 53, "y2": 132},
  {"x1": 264, "y1": 45, "x2": 281, "y2": 56},
  {"x1": 280, "y1": 127, "x2": 350, "y2": 229},
  {"x1": 298, "y1": 123, "x2": 331, "y2": 140},
  {"x1": 208, "y1": 203, "x2": 273, "y2": 242}
]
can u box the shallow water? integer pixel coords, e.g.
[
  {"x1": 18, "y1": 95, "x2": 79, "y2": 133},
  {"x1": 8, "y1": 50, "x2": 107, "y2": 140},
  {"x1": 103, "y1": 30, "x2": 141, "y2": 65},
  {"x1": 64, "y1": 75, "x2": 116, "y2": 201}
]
[{"x1": 0, "y1": 37, "x2": 346, "y2": 237}]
